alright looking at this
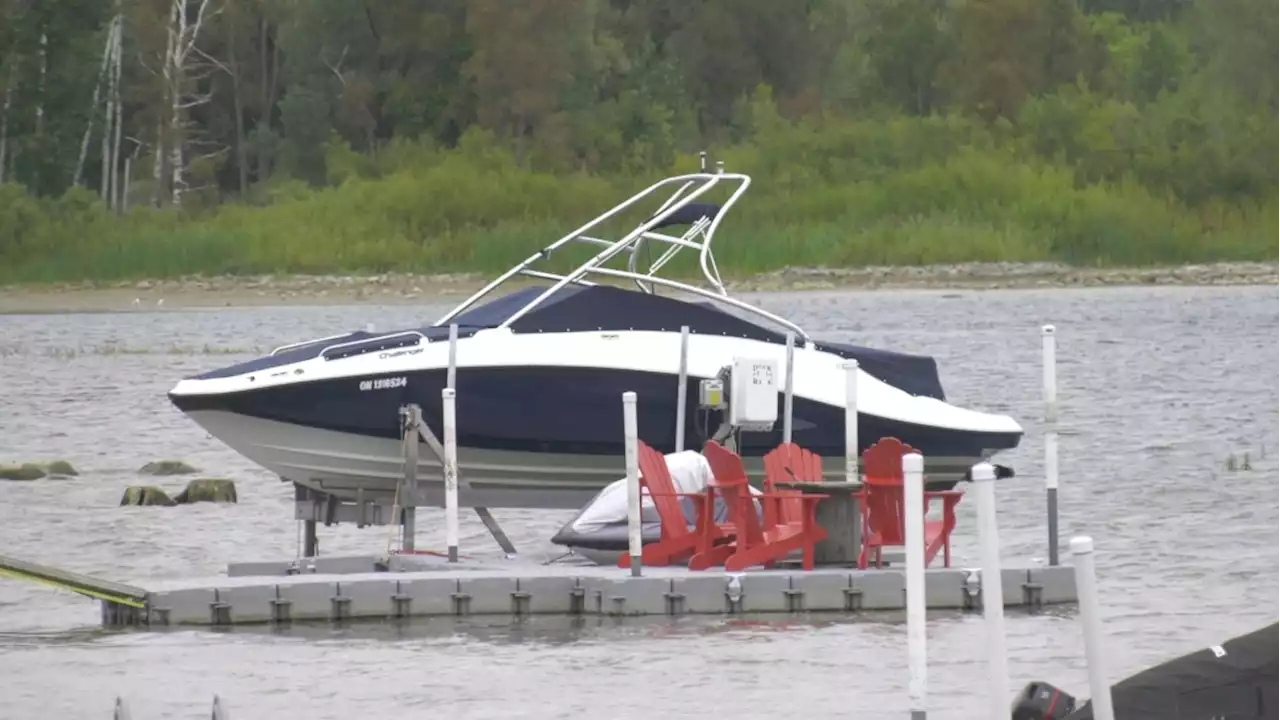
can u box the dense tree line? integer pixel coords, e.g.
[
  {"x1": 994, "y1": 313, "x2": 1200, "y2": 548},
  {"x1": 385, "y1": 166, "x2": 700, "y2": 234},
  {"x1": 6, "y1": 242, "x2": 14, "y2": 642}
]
[{"x1": 0, "y1": 0, "x2": 1275, "y2": 280}]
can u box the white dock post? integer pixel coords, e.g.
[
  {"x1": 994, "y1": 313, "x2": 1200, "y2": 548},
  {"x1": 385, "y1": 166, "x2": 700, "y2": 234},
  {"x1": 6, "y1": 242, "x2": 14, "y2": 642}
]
[
  {"x1": 903, "y1": 452, "x2": 928, "y2": 720},
  {"x1": 782, "y1": 331, "x2": 796, "y2": 444},
  {"x1": 442, "y1": 388, "x2": 459, "y2": 563},
  {"x1": 1071, "y1": 536, "x2": 1114, "y2": 720},
  {"x1": 843, "y1": 360, "x2": 860, "y2": 483},
  {"x1": 973, "y1": 462, "x2": 1010, "y2": 719},
  {"x1": 447, "y1": 323, "x2": 459, "y2": 390},
  {"x1": 623, "y1": 391, "x2": 642, "y2": 577},
  {"x1": 1042, "y1": 325, "x2": 1060, "y2": 566},
  {"x1": 674, "y1": 325, "x2": 690, "y2": 452}
]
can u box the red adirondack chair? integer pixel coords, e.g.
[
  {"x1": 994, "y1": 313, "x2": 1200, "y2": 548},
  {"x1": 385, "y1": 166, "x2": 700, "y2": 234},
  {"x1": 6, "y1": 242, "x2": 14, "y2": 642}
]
[
  {"x1": 857, "y1": 437, "x2": 963, "y2": 569},
  {"x1": 689, "y1": 440, "x2": 827, "y2": 572},
  {"x1": 762, "y1": 442, "x2": 825, "y2": 528},
  {"x1": 617, "y1": 441, "x2": 720, "y2": 568}
]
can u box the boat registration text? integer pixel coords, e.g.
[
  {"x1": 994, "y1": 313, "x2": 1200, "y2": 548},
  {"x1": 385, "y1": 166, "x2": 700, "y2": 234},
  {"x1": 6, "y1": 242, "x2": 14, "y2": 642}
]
[{"x1": 359, "y1": 376, "x2": 408, "y2": 391}]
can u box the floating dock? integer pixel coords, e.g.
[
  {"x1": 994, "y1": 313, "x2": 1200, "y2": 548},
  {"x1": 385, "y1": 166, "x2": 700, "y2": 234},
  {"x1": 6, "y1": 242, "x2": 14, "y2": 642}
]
[{"x1": 0, "y1": 551, "x2": 1076, "y2": 628}]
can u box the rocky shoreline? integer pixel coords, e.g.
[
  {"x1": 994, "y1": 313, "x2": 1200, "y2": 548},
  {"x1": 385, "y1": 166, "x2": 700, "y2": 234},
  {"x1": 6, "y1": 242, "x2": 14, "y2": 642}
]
[{"x1": 1, "y1": 261, "x2": 1274, "y2": 313}]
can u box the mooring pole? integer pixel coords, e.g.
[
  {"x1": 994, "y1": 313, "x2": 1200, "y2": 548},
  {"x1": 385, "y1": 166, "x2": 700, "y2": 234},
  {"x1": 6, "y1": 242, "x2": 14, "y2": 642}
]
[
  {"x1": 623, "y1": 391, "x2": 642, "y2": 577},
  {"x1": 973, "y1": 462, "x2": 1010, "y2": 719},
  {"x1": 782, "y1": 331, "x2": 796, "y2": 444},
  {"x1": 674, "y1": 325, "x2": 690, "y2": 452},
  {"x1": 442, "y1": 388, "x2": 460, "y2": 563},
  {"x1": 843, "y1": 360, "x2": 860, "y2": 483},
  {"x1": 1072, "y1": 536, "x2": 1115, "y2": 720},
  {"x1": 903, "y1": 452, "x2": 928, "y2": 720},
  {"x1": 1042, "y1": 325, "x2": 1059, "y2": 566}
]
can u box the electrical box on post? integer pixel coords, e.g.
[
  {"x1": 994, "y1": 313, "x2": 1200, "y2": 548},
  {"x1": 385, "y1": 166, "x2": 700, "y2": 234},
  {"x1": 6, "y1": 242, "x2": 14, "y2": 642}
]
[{"x1": 730, "y1": 357, "x2": 778, "y2": 432}]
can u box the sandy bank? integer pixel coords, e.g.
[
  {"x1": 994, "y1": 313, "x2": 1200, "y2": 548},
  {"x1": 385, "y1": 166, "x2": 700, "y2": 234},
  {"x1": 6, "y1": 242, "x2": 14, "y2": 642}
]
[{"x1": 1, "y1": 261, "x2": 1274, "y2": 314}]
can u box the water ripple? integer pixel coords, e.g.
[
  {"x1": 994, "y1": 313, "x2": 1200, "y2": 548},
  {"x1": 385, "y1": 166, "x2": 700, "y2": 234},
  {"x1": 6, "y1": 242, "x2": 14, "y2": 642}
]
[{"x1": 0, "y1": 286, "x2": 1276, "y2": 719}]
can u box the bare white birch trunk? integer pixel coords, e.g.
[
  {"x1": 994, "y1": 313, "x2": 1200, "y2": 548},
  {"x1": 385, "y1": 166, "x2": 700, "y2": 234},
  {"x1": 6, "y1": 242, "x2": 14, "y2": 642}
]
[
  {"x1": 154, "y1": 0, "x2": 179, "y2": 207},
  {"x1": 35, "y1": 34, "x2": 47, "y2": 137},
  {"x1": 168, "y1": 0, "x2": 187, "y2": 206},
  {"x1": 75, "y1": 19, "x2": 115, "y2": 190},
  {"x1": 111, "y1": 16, "x2": 124, "y2": 209},
  {"x1": 0, "y1": 57, "x2": 14, "y2": 185}
]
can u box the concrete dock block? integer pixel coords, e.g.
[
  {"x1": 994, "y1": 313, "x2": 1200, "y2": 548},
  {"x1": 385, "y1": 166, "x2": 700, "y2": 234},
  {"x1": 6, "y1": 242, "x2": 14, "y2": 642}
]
[
  {"x1": 516, "y1": 576, "x2": 577, "y2": 615},
  {"x1": 584, "y1": 576, "x2": 670, "y2": 616},
  {"x1": 456, "y1": 576, "x2": 519, "y2": 615},
  {"x1": 855, "y1": 569, "x2": 906, "y2": 609},
  {"x1": 1031, "y1": 566, "x2": 1076, "y2": 605},
  {"x1": 793, "y1": 571, "x2": 856, "y2": 612},
  {"x1": 668, "y1": 573, "x2": 728, "y2": 615},
  {"x1": 281, "y1": 580, "x2": 334, "y2": 621},
  {"x1": 223, "y1": 584, "x2": 278, "y2": 624},
  {"x1": 400, "y1": 577, "x2": 456, "y2": 617},
  {"x1": 336, "y1": 579, "x2": 402, "y2": 619},
  {"x1": 1000, "y1": 568, "x2": 1034, "y2": 608},
  {"x1": 736, "y1": 573, "x2": 794, "y2": 613},
  {"x1": 923, "y1": 569, "x2": 967, "y2": 609}
]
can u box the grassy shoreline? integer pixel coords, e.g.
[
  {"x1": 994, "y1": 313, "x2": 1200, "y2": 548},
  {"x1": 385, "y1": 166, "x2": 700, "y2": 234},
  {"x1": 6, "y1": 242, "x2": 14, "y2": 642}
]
[{"x1": 2, "y1": 261, "x2": 1274, "y2": 314}]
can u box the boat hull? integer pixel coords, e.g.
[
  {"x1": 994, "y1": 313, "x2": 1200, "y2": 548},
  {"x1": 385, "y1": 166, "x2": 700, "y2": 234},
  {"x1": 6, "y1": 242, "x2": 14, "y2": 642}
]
[{"x1": 172, "y1": 362, "x2": 1020, "y2": 509}]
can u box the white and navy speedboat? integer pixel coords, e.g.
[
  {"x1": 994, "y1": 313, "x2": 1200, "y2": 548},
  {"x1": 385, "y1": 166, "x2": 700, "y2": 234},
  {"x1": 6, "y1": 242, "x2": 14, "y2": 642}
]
[{"x1": 168, "y1": 163, "x2": 1024, "y2": 509}]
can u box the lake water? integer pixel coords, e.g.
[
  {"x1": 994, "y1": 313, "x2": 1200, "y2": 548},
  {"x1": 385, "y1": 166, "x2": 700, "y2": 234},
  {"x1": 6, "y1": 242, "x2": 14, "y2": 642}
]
[{"x1": 0, "y1": 285, "x2": 1276, "y2": 720}]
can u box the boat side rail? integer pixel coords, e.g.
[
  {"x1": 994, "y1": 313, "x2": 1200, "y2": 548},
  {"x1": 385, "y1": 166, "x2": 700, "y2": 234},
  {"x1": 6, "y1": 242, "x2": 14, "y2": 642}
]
[
  {"x1": 587, "y1": 266, "x2": 813, "y2": 344},
  {"x1": 270, "y1": 332, "x2": 356, "y2": 357},
  {"x1": 319, "y1": 330, "x2": 429, "y2": 361},
  {"x1": 495, "y1": 173, "x2": 747, "y2": 330},
  {"x1": 435, "y1": 172, "x2": 748, "y2": 327}
]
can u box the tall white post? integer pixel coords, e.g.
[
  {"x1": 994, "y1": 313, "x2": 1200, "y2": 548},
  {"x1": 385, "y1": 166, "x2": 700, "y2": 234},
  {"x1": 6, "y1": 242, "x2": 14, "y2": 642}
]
[
  {"x1": 1042, "y1": 325, "x2": 1059, "y2": 565},
  {"x1": 623, "y1": 391, "x2": 642, "y2": 576},
  {"x1": 782, "y1": 331, "x2": 796, "y2": 444},
  {"x1": 843, "y1": 360, "x2": 860, "y2": 483},
  {"x1": 442, "y1": 388, "x2": 459, "y2": 563},
  {"x1": 447, "y1": 323, "x2": 459, "y2": 391},
  {"x1": 674, "y1": 326, "x2": 690, "y2": 452},
  {"x1": 903, "y1": 452, "x2": 927, "y2": 720},
  {"x1": 973, "y1": 462, "x2": 1010, "y2": 719},
  {"x1": 1071, "y1": 536, "x2": 1114, "y2": 720}
]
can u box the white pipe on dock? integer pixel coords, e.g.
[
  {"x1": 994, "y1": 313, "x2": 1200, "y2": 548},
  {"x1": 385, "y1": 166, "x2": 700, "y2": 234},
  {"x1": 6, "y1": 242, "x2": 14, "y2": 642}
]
[
  {"x1": 447, "y1": 323, "x2": 459, "y2": 390},
  {"x1": 843, "y1": 360, "x2": 860, "y2": 483},
  {"x1": 1042, "y1": 324, "x2": 1060, "y2": 565},
  {"x1": 903, "y1": 451, "x2": 927, "y2": 720},
  {"x1": 674, "y1": 326, "x2": 689, "y2": 452},
  {"x1": 442, "y1": 388, "x2": 459, "y2": 563},
  {"x1": 973, "y1": 461, "x2": 1010, "y2": 719},
  {"x1": 623, "y1": 391, "x2": 642, "y2": 576},
  {"x1": 782, "y1": 331, "x2": 795, "y2": 444},
  {"x1": 1071, "y1": 535, "x2": 1115, "y2": 720}
]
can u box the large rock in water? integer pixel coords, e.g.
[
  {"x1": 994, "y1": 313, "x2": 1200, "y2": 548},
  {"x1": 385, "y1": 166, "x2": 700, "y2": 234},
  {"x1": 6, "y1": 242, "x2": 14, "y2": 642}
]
[
  {"x1": 175, "y1": 478, "x2": 238, "y2": 504},
  {"x1": 0, "y1": 461, "x2": 78, "y2": 480},
  {"x1": 0, "y1": 464, "x2": 46, "y2": 481},
  {"x1": 120, "y1": 486, "x2": 176, "y2": 506},
  {"x1": 139, "y1": 460, "x2": 198, "y2": 476}
]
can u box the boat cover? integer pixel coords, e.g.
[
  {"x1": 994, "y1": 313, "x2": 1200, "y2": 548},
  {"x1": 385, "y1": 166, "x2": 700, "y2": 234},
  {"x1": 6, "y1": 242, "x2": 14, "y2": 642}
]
[
  {"x1": 197, "y1": 284, "x2": 948, "y2": 401},
  {"x1": 1065, "y1": 622, "x2": 1278, "y2": 719},
  {"x1": 459, "y1": 285, "x2": 948, "y2": 400}
]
